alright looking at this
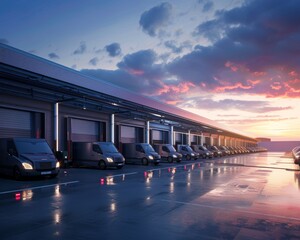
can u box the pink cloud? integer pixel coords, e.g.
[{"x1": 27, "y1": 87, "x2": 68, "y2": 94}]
[{"x1": 157, "y1": 81, "x2": 195, "y2": 95}]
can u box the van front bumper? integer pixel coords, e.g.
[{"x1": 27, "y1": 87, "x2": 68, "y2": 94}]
[
  {"x1": 21, "y1": 168, "x2": 60, "y2": 177},
  {"x1": 108, "y1": 161, "x2": 125, "y2": 168}
]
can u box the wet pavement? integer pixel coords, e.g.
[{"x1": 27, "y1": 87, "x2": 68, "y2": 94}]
[{"x1": 0, "y1": 152, "x2": 299, "y2": 239}]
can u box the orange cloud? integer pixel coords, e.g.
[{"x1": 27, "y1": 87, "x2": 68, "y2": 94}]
[
  {"x1": 225, "y1": 61, "x2": 238, "y2": 72},
  {"x1": 157, "y1": 81, "x2": 195, "y2": 95},
  {"x1": 214, "y1": 82, "x2": 252, "y2": 93}
]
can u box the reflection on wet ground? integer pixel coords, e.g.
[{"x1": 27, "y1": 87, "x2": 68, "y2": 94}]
[{"x1": 0, "y1": 152, "x2": 300, "y2": 239}]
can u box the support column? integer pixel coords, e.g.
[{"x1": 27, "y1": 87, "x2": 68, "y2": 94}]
[
  {"x1": 218, "y1": 136, "x2": 221, "y2": 146},
  {"x1": 54, "y1": 102, "x2": 59, "y2": 151},
  {"x1": 146, "y1": 121, "x2": 150, "y2": 144},
  {"x1": 210, "y1": 135, "x2": 214, "y2": 146},
  {"x1": 188, "y1": 130, "x2": 191, "y2": 146},
  {"x1": 170, "y1": 125, "x2": 174, "y2": 145},
  {"x1": 201, "y1": 133, "x2": 204, "y2": 145},
  {"x1": 110, "y1": 114, "x2": 115, "y2": 143}
]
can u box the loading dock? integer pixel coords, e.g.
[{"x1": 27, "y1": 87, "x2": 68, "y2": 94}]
[{"x1": 0, "y1": 43, "x2": 258, "y2": 159}]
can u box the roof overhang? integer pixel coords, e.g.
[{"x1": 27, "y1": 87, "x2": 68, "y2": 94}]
[{"x1": 0, "y1": 44, "x2": 257, "y2": 142}]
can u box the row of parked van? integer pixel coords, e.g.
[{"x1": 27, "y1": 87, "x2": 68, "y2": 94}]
[
  {"x1": 291, "y1": 146, "x2": 300, "y2": 165},
  {"x1": 0, "y1": 138, "x2": 266, "y2": 180}
]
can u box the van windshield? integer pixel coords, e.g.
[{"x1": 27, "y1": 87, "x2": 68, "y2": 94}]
[
  {"x1": 15, "y1": 140, "x2": 53, "y2": 154},
  {"x1": 167, "y1": 145, "x2": 176, "y2": 152},
  {"x1": 144, "y1": 144, "x2": 155, "y2": 152},
  {"x1": 100, "y1": 143, "x2": 119, "y2": 153},
  {"x1": 186, "y1": 146, "x2": 193, "y2": 152}
]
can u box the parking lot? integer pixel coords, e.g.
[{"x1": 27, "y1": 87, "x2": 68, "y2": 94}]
[{"x1": 0, "y1": 152, "x2": 300, "y2": 240}]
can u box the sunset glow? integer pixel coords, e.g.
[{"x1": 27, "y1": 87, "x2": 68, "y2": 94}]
[{"x1": 1, "y1": 0, "x2": 299, "y2": 141}]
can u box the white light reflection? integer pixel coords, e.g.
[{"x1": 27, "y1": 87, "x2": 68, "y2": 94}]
[
  {"x1": 106, "y1": 177, "x2": 114, "y2": 185},
  {"x1": 170, "y1": 182, "x2": 174, "y2": 193},
  {"x1": 55, "y1": 185, "x2": 61, "y2": 198},
  {"x1": 22, "y1": 189, "x2": 33, "y2": 201},
  {"x1": 54, "y1": 212, "x2": 61, "y2": 224},
  {"x1": 145, "y1": 171, "x2": 153, "y2": 184},
  {"x1": 110, "y1": 203, "x2": 116, "y2": 212}
]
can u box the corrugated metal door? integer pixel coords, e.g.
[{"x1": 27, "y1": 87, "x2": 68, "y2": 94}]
[
  {"x1": 0, "y1": 108, "x2": 31, "y2": 138},
  {"x1": 71, "y1": 118, "x2": 99, "y2": 142},
  {"x1": 120, "y1": 125, "x2": 136, "y2": 143},
  {"x1": 151, "y1": 130, "x2": 168, "y2": 144}
]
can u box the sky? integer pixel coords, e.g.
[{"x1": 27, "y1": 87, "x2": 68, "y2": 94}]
[{"x1": 1, "y1": 0, "x2": 300, "y2": 141}]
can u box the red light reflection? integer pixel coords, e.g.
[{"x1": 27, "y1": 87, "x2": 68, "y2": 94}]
[{"x1": 15, "y1": 193, "x2": 21, "y2": 201}]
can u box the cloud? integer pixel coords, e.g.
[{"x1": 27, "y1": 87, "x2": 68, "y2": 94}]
[
  {"x1": 0, "y1": 38, "x2": 9, "y2": 44},
  {"x1": 73, "y1": 41, "x2": 87, "y2": 55},
  {"x1": 139, "y1": 2, "x2": 173, "y2": 37},
  {"x1": 200, "y1": 0, "x2": 214, "y2": 12},
  {"x1": 167, "y1": 0, "x2": 300, "y2": 98},
  {"x1": 217, "y1": 116, "x2": 295, "y2": 125},
  {"x1": 48, "y1": 52, "x2": 60, "y2": 59},
  {"x1": 177, "y1": 97, "x2": 293, "y2": 113},
  {"x1": 82, "y1": 49, "x2": 166, "y2": 95},
  {"x1": 89, "y1": 57, "x2": 99, "y2": 66},
  {"x1": 117, "y1": 49, "x2": 157, "y2": 73},
  {"x1": 105, "y1": 42, "x2": 121, "y2": 57},
  {"x1": 80, "y1": 0, "x2": 300, "y2": 115},
  {"x1": 164, "y1": 40, "x2": 191, "y2": 54}
]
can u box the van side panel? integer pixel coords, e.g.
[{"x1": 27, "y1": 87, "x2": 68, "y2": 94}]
[{"x1": 72, "y1": 142, "x2": 99, "y2": 167}]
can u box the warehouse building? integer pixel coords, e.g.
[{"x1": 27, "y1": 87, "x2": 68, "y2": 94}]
[{"x1": 0, "y1": 44, "x2": 257, "y2": 161}]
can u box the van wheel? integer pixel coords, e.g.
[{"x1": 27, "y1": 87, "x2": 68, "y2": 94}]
[
  {"x1": 142, "y1": 158, "x2": 149, "y2": 166},
  {"x1": 99, "y1": 160, "x2": 107, "y2": 170},
  {"x1": 186, "y1": 154, "x2": 191, "y2": 161},
  {"x1": 13, "y1": 167, "x2": 22, "y2": 181},
  {"x1": 167, "y1": 156, "x2": 173, "y2": 163}
]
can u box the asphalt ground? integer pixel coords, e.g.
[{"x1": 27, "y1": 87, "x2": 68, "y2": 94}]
[{"x1": 0, "y1": 152, "x2": 299, "y2": 240}]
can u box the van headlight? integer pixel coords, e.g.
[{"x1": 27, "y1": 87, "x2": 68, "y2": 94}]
[
  {"x1": 106, "y1": 157, "x2": 114, "y2": 163},
  {"x1": 22, "y1": 162, "x2": 33, "y2": 170},
  {"x1": 191, "y1": 153, "x2": 195, "y2": 156},
  {"x1": 172, "y1": 154, "x2": 177, "y2": 158},
  {"x1": 56, "y1": 161, "x2": 60, "y2": 168},
  {"x1": 148, "y1": 155, "x2": 154, "y2": 160}
]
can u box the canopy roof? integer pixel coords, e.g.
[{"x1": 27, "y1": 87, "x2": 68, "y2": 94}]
[{"x1": 0, "y1": 44, "x2": 256, "y2": 142}]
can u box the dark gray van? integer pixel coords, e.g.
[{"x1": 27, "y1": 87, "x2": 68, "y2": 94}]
[
  {"x1": 0, "y1": 138, "x2": 60, "y2": 180},
  {"x1": 177, "y1": 144, "x2": 199, "y2": 160},
  {"x1": 122, "y1": 143, "x2": 160, "y2": 165},
  {"x1": 153, "y1": 144, "x2": 182, "y2": 163},
  {"x1": 191, "y1": 145, "x2": 213, "y2": 159},
  {"x1": 72, "y1": 142, "x2": 125, "y2": 170}
]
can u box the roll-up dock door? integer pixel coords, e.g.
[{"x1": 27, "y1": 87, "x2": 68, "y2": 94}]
[
  {"x1": 0, "y1": 108, "x2": 44, "y2": 138},
  {"x1": 70, "y1": 118, "x2": 100, "y2": 142}
]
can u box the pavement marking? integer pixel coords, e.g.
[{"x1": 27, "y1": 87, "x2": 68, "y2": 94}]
[
  {"x1": 106, "y1": 172, "x2": 138, "y2": 178},
  {"x1": 148, "y1": 162, "x2": 202, "y2": 172},
  {"x1": 0, "y1": 180, "x2": 79, "y2": 195},
  {"x1": 216, "y1": 162, "x2": 300, "y2": 171},
  {"x1": 160, "y1": 199, "x2": 300, "y2": 222}
]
